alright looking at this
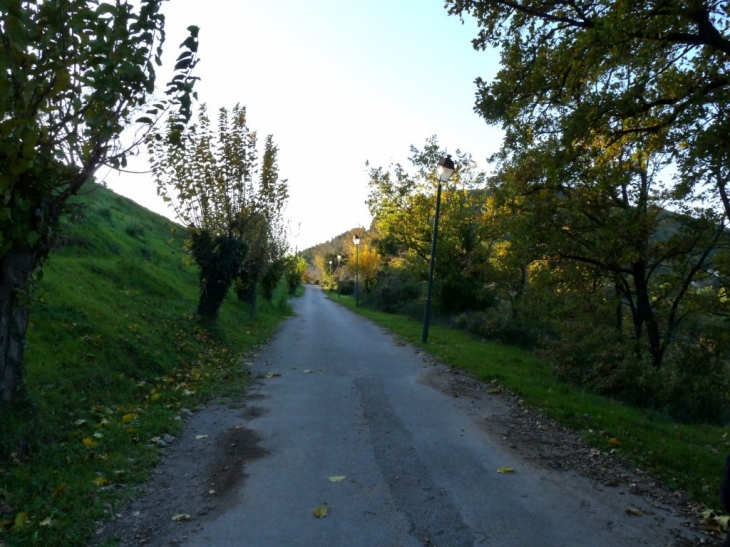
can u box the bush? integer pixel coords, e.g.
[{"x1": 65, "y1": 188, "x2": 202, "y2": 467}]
[
  {"x1": 454, "y1": 308, "x2": 543, "y2": 349},
  {"x1": 338, "y1": 279, "x2": 355, "y2": 295},
  {"x1": 659, "y1": 341, "x2": 730, "y2": 424},
  {"x1": 361, "y1": 270, "x2": 422, "y2": 313},
  {"x1": 536, "y1": 320, "x2": 660, "y2": 407}
]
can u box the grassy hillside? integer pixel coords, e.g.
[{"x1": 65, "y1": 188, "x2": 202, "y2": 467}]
[{"x1": 0, "y1": 184, "x2": 294, "y2": 546}]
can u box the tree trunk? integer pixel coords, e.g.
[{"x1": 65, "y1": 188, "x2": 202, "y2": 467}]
[
  {"x1": 632, "y1": 262, "x2": 663, "y2": 368},
  {"x1": 0, "y1": 247, "x2": 34, "y2": 406}
]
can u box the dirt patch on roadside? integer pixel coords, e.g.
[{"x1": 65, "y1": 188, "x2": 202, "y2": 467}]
[
  {"x1": 418, "y1": 358, "x2": 723, "y2": 547},
  {"x1": 90, "y1": 400, "x2": 268, "y2": 547}
]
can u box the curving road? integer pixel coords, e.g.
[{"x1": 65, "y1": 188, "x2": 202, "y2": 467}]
[{"x1": 181, "y1": 285, "x2": 692, "y2": 547}]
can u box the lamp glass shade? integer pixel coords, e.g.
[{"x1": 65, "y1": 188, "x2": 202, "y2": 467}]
[
  {"x1": 436, "y1": 155, "x2": 455, "y2": 182},
  {"x1": 353, "y1": 235, "x2": 361, "y2": 245}
]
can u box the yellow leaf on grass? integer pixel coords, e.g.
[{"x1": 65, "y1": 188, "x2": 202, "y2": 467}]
[
  {"x1": 151, "y1": 393, "x2": 162, "y2": 402},
  {"x1": 0, "y1": 519, "x2": 12, "y2": 528},
  {"x1": 313, "y1": 503, "x2": 328, "y2": 518},
  {"x1": 122, "y1": 413, "x2": 137, "y2": 423},
  {"x1": 93, "y1": 476, "x2": 108, "y2": 487},
  {"x1": 172, "y1": 514, "x2": 191, "y2": 521},
  {"x1": 608, "y1": 437, "x2": 621, "y2": 446},
  {"x1": 497, "y1": 467, "x2": 515, "y2": 474},
  {"x1": 74, "y1": 419, "x2": 87, "y2": 426},
  {"x1": 625, "y1": 507, "x2": 643, "y2": 516},
  {"x1": 39, "y1": 516, "x2": 53, "y2": 527},
  {"x1": 328, "y1": 476, "x2": 346, "y2": 482},
  {"x1": 14, "y1": 512, "x2": 29, "y2": 528},
  {"x1": 82, "y1": 437, "x2": 99, "y2": 448}
]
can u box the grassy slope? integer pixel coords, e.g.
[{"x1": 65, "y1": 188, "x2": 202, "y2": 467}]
[
  {"x1": 329, "y1": 291, "x2": 728, "y2": 509},
  {"x1": 0, "y1": 184, "x2": 293, "y2": 546}
]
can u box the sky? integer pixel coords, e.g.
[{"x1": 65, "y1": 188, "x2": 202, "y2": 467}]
[{"x1": 101, "y1": 0, "x2": 503, "y2": 251}]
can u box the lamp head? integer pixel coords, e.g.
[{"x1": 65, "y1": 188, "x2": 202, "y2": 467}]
[
  {"x1": 353, "y1": 234, "x2": 361, "y2": 245},
  {"x1": 436, "y1": 155, "x2": 455, "y2": 182}
]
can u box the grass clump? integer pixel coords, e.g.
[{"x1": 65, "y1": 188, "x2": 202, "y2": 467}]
[
  {"x1": 0, "y1": 184, "x2": 294, "y2": 546},
  {"x1": 330, "y1": 292, "x2": 729, "y2": 508}
]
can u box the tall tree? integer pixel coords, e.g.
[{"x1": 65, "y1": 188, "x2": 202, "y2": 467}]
[
  {"x1": 446, "y1": 0, "x2": 730, "y2": 220},
  {"x1": 367, "y1": 138, "x2": 492, "y2": 312},
  {"x1": 0, "y1": 0, "x2": 199, "y2": 406},
  {"x1": 236, "y1": 135, "x2": 289, "y2": 311},
  {"x1": 447, "y1": 0, "x2": 730, "y2": 368},
  {"x1": 149, "y1": 105, "x2": 288, "y2": 322}
]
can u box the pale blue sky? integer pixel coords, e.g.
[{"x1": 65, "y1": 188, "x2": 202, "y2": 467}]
[{"x1": 103, "y1": 0, "x2": 502, "y2": 250}]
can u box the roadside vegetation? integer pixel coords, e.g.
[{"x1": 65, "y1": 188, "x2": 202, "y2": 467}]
[
  {"x1": 329, "y1": 292, "x2": 727, "y2": 509},
  {"x1": 307, "y1": 6, "x2": 730, "y2": 515},
  {"x1": 0, "y1": 185, "x2": 298, "y2": 546}
]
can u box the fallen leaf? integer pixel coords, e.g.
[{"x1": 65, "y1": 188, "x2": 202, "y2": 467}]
[
  {"x1": 702, "y1": 509, "x2": 730, "y2": 532},
  {"x1": 266, "y1": 372, "x2": 282, "y2": 378},
  {"x1": 497, "y1": 467, "x2": 515, "y2": 474},
  {"x1": 172, "y1": 514, "x2": 191, "y2": 521},
  {"x1": 625, "y1": 507, "x2": 643, "y2": 516},
  {"x1": 122, "y1": 413, "x2": 137, "y2": 423},
  {"x1": 608, "y1": 437, "x2": 621, "y2": 446},
  {"x1": 313, "y1": 503, "x2": 328, "y2": 518},
  {"x1": 93, "y1": 476, "x2": 108, "y2": 487},
  {"x1": 14, "y1": 512, "x2": 29, "y2": 528},
  {"x1": 39, "y1": 516, "x2": 53, "y2": 527},
  {"x1": 302, "y1": 370, "x2": 312, "y2": 374},
  {"x1": 328, "y1": 476, "x2": 346, "y2": 482},
  {"x1": 74, "y1": 419, "x2": 87, "y2": 426},
  {"x1": 290, "y1": 366, "x2": 297, "y2": 370},
  {"x1": 195, "y1": 435, "x2": 208, "y2": 440},
  {"x1": 82, "y1": 437, "x2": 99, "y2": 448}
]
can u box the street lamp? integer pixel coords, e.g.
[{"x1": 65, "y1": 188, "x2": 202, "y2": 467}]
[
  {"x1": 422, "y1": 155, "x2": 455, "y2": 343},
  {"x1": 329, "y1": 260, "x2": 333, "y2": 291},
  {"x1": 353, "y1": 234, "x2": 361, "y2": 308},
  {"x1": 337, "y1": 254, "x2": 342, "y2": 298}
]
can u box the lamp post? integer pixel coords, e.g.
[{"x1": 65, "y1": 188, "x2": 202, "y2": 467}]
[
  {"x1": 422, "y1": 155, "x2": 455, "y2": 343},
  {"x1": 353, "y1": 234, "x2": 361, "y2": 308},
  {"x1": 328, "y1": 260, "x2": 333, "y2": 291},
  {"x1": 337, "y1": 254, "x2": 342, "y2": 298}
]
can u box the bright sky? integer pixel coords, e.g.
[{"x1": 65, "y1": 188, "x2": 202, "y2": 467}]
[{"x1": 102, "y1": 0, "x2": 502, "y2": 251}]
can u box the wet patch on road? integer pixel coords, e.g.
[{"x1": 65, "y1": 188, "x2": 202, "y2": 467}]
[{"x1": 207, "y1": 425, "x2": 269, "y2": 514}]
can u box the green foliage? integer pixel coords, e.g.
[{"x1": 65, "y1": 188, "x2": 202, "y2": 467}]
[
  {"x1": 188, "y1": 230, "x2": 247, "y2": 321},
  {"x1": 0, "y1": 0, "x2": 199, "y2": 405},
  {"x1": 446, "y1": 0, "x2": 730, "y2": 218},
  {"x1": 285, "y1": 256, "x2": 308, "y2": 295},
  {"x1": 367, "y1": 137, "x2": 493, "y2": 314},
  {"x1": 149, "y1": 105, "x2": 290, "y2": 322},
  {"x1": 0, "y1": 0, "x2": 198, "y2": 258},
  {"x1": 0, "y1": 184, "x2": 293, "y2": 545}
]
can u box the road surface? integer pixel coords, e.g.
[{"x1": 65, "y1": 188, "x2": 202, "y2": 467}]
[{"x1": 171, "y1": 285, "x2": 695, "y2": 547}]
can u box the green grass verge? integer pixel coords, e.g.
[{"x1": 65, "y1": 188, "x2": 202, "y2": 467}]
[
  {"x1": 330, "y1": 292, "x2": 728, "y2": 508},
  {"x1": 0, "y1": 184, "x2": 296, "y2": 546}
]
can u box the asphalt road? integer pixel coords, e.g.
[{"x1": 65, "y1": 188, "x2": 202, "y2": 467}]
[{"x1": 182, "y1": 285, "x2": 690, "y2": 547}]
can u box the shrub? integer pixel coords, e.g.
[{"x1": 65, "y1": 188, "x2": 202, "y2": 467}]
[
  {"x1": 454, "y1": 308, "x2": 543, "y2": 349},
  {"x1": 338, "y1": 279, "x2": 355, "y2": 295},
  {"x1": 659, "y1": 340, "x2": 730, "y2": 424}
]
